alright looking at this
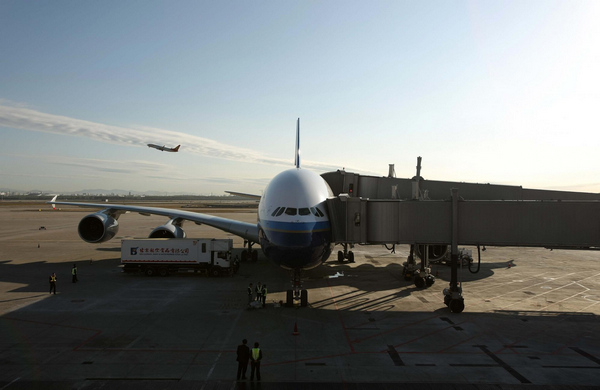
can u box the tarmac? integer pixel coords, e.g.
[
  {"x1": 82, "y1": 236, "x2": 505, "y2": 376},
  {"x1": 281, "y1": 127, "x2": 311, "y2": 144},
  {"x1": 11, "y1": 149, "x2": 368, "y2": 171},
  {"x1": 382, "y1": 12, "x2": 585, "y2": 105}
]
[{"x1": 1, "y1": 202, "x2": 599, "y2": 389}]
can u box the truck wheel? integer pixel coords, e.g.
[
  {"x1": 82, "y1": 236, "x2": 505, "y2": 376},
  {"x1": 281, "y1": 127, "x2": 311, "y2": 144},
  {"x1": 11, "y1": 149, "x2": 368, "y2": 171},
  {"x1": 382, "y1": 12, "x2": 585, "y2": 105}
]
[
  {"x1": 211, "y1": 267, "x2": 221, "y2": 277},
  {"x1": 145, "y1": 267, "x2": 155, "y2": 277},
  {"x1": 159, "y1": 267, "x2": 169, "y2": 277}
]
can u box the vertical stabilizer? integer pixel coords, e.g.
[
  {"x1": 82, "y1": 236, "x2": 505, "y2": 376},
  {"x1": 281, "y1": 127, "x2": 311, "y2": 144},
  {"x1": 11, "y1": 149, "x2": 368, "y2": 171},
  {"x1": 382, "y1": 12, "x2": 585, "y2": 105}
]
[{"x1": 295, "y1": 118, "x2": 301, "y2": 168}]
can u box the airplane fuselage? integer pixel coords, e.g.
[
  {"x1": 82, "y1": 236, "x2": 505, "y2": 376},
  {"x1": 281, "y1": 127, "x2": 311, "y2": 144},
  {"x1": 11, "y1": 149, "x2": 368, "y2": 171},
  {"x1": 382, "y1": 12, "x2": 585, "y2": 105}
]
[{"x1": 257, "y1": 168, "x2": 333, "y2": 270}]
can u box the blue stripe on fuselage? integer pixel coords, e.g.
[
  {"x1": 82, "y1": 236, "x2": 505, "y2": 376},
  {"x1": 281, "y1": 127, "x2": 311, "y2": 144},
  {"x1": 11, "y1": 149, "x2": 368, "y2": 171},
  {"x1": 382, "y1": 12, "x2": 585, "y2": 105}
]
[{"x1": 258, "y1": 219, "x2": 332, "y2": 270}]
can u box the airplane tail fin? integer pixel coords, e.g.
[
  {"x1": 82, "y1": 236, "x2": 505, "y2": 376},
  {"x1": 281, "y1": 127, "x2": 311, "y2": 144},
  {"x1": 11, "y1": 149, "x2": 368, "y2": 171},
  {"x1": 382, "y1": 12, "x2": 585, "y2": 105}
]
[
  {"x1": 50, "y1": 195, "x2": 57, "y2": 210},
  {"x1": 294, "y1": 118, "x2": 300, "y2": 168},
  {"x1": 173, "y1": 145, "x2": 180, "y2": 152}
]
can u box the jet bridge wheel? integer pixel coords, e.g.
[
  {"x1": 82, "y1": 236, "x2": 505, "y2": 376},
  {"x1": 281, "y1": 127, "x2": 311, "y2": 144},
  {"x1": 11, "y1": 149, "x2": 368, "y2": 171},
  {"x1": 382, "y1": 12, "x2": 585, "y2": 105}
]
[
  {"x1": 414, "y1": 276, "x2": 425, "y2": 288},
  {"x1": 449, "y1": 298, "x2": 465, "y2": 313}
]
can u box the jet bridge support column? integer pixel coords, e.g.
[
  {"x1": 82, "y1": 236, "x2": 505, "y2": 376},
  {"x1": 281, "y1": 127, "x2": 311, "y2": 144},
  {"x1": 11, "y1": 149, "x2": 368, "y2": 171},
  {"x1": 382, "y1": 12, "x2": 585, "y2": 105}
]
[{"x1": 443, "y1": 188, "x2": 465, "y2": 313}]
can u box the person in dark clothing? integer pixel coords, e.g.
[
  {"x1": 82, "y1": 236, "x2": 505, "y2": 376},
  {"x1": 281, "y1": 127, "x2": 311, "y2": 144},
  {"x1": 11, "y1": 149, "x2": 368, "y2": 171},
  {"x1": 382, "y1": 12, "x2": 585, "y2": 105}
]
[
  {"x1": 49, "y1": 273, "x2": 57, "y2": 294},
  {"x1": 72, "y1": 264, "x2": 78, "y2": 283},
  {"x1": 247, "y1": 283, "x2": 253, "y2": 306},
  {"x1": 250, "y1": 341, "x2": 262, "y2": 381},
  {"x1": 261, "y1": 284, "x2": 267, "y2": 307},
  {"x1": 236, "y1": 339, "x2": 250, "y2": 380}
]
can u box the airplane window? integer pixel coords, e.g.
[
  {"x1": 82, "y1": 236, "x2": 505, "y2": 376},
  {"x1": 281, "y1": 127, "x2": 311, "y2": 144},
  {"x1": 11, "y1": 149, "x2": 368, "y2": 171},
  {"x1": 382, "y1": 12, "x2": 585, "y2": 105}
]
[
  {"x1": 285, "y1": 208, "x2": 297, "y2": 216},
  {"x1": 276, "y1": 207, "x2": 285, "y2": 216},
  {"x1": 299, "y1": 208, "x2": 310, "y2": 216},
  {"x1": 310, "y1": 207, "x2": 318, "y2": 216},
  {"x1": 315, "y1": 207, "x2": 325, "y2": 217},
  {"x1": 271, "y1": 207, "x2": 281, "y2": 217}
]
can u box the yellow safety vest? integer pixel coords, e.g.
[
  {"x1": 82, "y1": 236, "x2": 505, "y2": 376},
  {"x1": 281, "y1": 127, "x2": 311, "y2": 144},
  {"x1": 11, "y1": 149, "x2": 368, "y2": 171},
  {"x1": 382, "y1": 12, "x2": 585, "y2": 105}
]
[
  {"x1": 50, "y1": 276, "x2": 56, "y2": 282},
  {"x1": 252, "y1": 347, "x2": 260, "y2": 361}
]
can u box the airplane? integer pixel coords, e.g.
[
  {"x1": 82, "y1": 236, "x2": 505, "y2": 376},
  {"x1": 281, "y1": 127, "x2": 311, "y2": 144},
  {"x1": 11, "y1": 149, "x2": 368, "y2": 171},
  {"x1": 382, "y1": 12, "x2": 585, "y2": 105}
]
[
  {"x1": 49, "y1": 119, "x2": 332, "y2": 306},
  {"x1": 147, "y1": 144, "x2": 180, "y2": 152}
]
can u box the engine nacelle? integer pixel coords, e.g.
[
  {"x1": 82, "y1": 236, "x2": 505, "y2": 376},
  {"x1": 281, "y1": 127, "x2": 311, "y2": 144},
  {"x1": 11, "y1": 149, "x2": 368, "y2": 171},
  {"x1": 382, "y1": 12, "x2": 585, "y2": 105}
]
[
  {"x1": 78, "y1": 212, "x2": 119, "y2": 243},
  {"x1": 415, "y1": 244, "x2": 449, "y2": 261},
  {"x1": 149, "y1": 223, "x2": 186, "y2": 239}
]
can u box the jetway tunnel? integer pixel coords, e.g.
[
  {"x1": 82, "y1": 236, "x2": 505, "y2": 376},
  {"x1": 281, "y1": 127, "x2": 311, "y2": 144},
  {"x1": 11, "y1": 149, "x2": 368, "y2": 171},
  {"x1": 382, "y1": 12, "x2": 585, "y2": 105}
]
[{"x1": 321, "y1": 168, "x2": 600, "y2": 313}]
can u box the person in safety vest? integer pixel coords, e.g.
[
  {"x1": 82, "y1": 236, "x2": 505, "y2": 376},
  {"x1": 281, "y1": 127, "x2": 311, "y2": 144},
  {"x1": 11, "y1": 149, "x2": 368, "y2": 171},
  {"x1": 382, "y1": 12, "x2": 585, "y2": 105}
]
[
  {"x1": 49, "y1": 273, "x2": 57, "y2": 294},
  {"x1": 250, "y1": 341, "x2": 262, "y2": 381},
  {"x1": 72, "y1": 264, "x2": 78, "y2": 283},
  {"x1": 255, "y1": 282, "x2": 262, "y2": 302},
  {"x1": 261, "y1": 284, "x2": 267, "y2": 307},
  {"x1": 236, "y1": 339, "x2": 250, "y2": 380}
]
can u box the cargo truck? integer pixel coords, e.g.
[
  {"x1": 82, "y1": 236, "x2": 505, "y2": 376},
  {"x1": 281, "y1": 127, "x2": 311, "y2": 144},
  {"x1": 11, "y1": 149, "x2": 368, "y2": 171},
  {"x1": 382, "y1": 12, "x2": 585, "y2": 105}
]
[{"x1": 121, "y1": 238, "x2": 238, "y2": 277}]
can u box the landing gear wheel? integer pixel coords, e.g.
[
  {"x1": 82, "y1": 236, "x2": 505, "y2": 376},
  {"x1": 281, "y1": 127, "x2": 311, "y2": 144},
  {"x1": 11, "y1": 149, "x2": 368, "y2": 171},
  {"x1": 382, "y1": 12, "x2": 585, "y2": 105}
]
[
  {"x1": 449, "y1": 298, "x2": 465, "y2": 313},
  {"x1": 300, "y1": 289, "x2": 308, "y2": 307},
  {"x1": 348, "y1": 251, "x2": 355, "y2": 263},
  {"x1": 403, "y1": 267, "x2": 412, "y2": 281},
  {"x1": 425, "y1": 275, "x2": 435, "y2": 287},
  {"x1": 145, "y1": 267, "x2": 155, "y2": 277},
  {"x1": 286, "y1": 290, "x2": 294, "y2": 307},
  {"x1": 251, "y1": 250, "x2": 258, "y2": 262},
  {"x1": 337, "y1": 251, "x2": 344, "y2": 262},
  {"x1": 241, "y1": 250, "x2": 248, "y2": 262},
  {"x1": 414, "y1": 276, "x2": 425, "y2": 288},
  {"x1": 159, "y1": 267, "x2": 169, "y2": 277}
]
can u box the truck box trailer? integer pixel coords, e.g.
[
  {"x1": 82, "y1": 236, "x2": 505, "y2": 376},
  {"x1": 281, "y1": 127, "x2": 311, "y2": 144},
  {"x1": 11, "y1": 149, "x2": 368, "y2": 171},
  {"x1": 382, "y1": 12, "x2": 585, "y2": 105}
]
[{"x1": 121, "y1": 238, "x2": 238, "y2": 277}]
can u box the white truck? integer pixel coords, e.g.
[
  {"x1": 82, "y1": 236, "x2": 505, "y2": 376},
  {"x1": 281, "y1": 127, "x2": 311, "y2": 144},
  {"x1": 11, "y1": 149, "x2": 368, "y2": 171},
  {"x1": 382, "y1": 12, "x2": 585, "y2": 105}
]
[{"x1": 121, "y1": 238, "x2": 238, "y2": 277}]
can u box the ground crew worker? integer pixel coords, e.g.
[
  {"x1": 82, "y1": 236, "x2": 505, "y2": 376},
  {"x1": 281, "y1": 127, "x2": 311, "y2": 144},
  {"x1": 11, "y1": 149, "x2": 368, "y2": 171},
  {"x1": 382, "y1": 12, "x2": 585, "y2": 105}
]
[
  {"x1": 49, "y1": 272, "x2": 57, "y2": 294},
  {"x1": 247, "y1": 283, "x2": 253, "y2": 305},
  {"x1": 250, "y1": 341, "x2": 262, "y2": 381},
  {"x1": 236, "y1": 339, "x2": 250, "y2": 380},
  {"x1": 261, "y1": 284, "x2": 267, "y2": 307},
  {"x1": 255, "y1": 282, "x2": 262, "y2": 302},
  {"x1": 72, "y1": 264, "x2": 78, "y2": 283}
]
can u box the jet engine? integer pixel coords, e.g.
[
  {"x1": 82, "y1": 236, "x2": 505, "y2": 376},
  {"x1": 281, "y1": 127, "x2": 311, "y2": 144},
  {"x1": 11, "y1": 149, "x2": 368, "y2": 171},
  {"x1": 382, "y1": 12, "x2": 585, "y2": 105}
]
[
  {"x1": 149, "y1": 221, "x2": 186, "y2": 238},
  {"x1": 78, "y1": 212, "x2": 119, "y2": 243},
  {"x1": 415, "y1": 244, "x2": 448, "y2": 261}
]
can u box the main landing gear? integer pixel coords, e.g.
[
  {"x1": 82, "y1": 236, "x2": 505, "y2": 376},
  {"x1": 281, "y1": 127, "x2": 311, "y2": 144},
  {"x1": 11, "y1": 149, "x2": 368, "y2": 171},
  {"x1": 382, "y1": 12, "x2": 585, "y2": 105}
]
[
  {"x1": 240, "y1": 240, "x2": 258, "y2": 262},
  {"x1": 337, "y1": 243, "x2": 355, "y2": 263},
  {"x1": 286, "y1": 269, "x2": 308, "y2": 307}
]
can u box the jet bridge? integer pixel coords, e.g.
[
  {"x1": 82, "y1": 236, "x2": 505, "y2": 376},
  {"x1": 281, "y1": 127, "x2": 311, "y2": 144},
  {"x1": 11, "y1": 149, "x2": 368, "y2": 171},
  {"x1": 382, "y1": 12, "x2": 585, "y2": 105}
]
[{"x1": 321, "y1": 164, "x2": 600, "y2": 313}]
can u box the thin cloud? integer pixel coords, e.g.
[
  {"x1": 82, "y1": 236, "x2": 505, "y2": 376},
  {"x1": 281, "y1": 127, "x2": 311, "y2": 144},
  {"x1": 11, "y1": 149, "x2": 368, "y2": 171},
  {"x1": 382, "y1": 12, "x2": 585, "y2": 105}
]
[{"x1": 0, "y1": 105, "x2": 344, "y2": 172}]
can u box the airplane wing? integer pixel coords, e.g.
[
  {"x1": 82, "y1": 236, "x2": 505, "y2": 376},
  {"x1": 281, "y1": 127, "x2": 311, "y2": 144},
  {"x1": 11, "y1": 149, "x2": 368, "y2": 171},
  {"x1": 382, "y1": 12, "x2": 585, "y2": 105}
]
[
  {"x1": 47, "y1": 200, "x2": 259, "y2": 243},
  {"x1": 225, "y1": 191, "x2": 261, "y2": 200}
]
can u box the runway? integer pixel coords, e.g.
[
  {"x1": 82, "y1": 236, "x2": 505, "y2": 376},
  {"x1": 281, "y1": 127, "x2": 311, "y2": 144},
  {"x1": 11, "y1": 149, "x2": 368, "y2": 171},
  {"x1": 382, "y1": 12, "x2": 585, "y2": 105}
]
[{"x1": 1, "y1": 202, "x2": 599, "y2": 389}]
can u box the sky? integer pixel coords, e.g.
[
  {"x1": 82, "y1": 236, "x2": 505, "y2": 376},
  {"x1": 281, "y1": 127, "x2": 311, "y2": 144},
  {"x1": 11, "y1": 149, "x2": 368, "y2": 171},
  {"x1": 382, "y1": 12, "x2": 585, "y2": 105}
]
[{"x1": 1, "y1": 1, "x2": 599, "y2": 195}]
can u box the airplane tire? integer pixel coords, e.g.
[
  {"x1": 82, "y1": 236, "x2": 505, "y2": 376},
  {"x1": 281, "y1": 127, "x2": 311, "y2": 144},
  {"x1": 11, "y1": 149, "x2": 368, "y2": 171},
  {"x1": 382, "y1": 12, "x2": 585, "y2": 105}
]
[
  {"x1": 337, "y1": 251, "x2": 344, "y2": 262},
  {"x1": 300, "y1": 289, "x2": 308, "y2": 307},
  {"x1": 348, "y1": 251, "x2": 355, "y2": 263},
  {"x1": 241, "y1": 250, "x2": 248, "y2": 262},
  {"x1": 251, "y1": 250, "x2": 258, "y2": 262},
  {"x1": 286, "y1": 290, "x2": 294, "y2": 307},
  {"x1": 450, "y1": 299, "x2": 465, "y2": 313}
]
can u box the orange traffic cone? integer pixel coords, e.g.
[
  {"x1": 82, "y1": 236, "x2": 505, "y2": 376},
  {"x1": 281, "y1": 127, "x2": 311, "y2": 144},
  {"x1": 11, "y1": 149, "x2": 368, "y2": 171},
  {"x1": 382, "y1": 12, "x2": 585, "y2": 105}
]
[{"x1": 293, "y1": 322, "x2": 299, "y2": 336}]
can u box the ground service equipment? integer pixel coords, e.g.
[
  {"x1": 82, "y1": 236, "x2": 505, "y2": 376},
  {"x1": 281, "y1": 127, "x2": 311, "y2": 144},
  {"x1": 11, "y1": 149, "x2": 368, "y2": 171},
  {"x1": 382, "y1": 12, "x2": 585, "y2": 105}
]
[{"x1": 121, "y1": 238, "x2": 237, "y2": 277}]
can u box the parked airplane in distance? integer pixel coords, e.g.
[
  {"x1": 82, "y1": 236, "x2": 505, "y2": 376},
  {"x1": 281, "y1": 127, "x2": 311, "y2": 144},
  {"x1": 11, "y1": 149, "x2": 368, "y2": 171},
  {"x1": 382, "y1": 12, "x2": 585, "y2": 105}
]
[
  {"x1": 50, "y1": 119, "x2": 329, "y2": 307},
  {"x1": 147, "y1": 144, "x2": 180, "y2": 152}
]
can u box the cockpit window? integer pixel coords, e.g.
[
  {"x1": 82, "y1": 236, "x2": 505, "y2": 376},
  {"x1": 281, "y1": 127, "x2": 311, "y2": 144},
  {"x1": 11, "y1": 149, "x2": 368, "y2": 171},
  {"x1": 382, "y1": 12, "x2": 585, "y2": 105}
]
[
  {"x1": 299, "y1": 208, "x2": 310, "y2": 216},
  {"x1": 285, "y1": 208, "x2": 297, "y2": 216},
  {"x1": 271, "y1": 207, "x2": 281, "y2": 217},
  {"x1": 311, "y1": 207, "x2": 325, "y2": 217},
  {"x1": 276, "y1": 207, "x2": 285, "y2": 216}
]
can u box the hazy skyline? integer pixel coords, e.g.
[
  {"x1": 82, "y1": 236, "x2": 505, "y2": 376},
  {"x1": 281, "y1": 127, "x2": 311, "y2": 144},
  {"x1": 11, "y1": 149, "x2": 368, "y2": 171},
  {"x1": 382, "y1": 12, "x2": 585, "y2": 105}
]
[{"x1": 1, "y1": 1, "x2": 599, "y2": 195}]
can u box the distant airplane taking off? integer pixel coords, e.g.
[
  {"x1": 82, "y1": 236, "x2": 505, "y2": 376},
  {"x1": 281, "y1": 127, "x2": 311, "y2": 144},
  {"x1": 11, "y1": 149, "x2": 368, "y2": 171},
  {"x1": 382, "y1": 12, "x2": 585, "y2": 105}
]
[{"x1": 147, "y1": 144, "x2": 180, "y2": 152}]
